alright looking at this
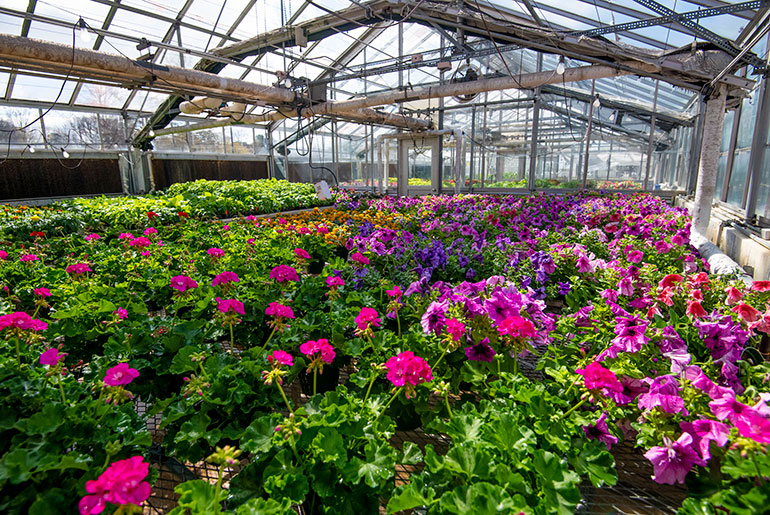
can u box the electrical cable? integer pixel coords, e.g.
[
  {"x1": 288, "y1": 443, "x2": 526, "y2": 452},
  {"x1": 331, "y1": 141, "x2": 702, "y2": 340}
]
[{"x1": 0, "y1": 20, "x2": 79, "y2": 166}]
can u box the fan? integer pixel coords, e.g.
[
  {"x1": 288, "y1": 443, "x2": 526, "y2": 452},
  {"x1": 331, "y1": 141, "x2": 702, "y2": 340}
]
[{"x1": 450, "y1": 62, "x2": 482, "y2": 103}]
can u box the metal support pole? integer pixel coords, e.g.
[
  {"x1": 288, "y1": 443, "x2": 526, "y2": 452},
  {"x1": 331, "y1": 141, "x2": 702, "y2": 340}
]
[
  {"x1": 745, "y1": 70, "x2": 770, "y2": 222},
  {"x1": 606, "y1": 140, "x2": 613, "y2": 180},
  {"x1": 687, "y1": 97, "x2": 706, "y2": 194},
  {"x1": 581, "y1": 80, "x2": 596, "y2": 189},
  {"x1": 643, "y1": 80, "x2": 659, "y2": 191},
  {"x1": 692, "y1": 84, "x2": 728, "y2": 234},
  {"x1": 528, "y1": 94, "x2": 540, "y2": 190},
  {"x1": 722, "y1": 103, "x2": 742, "y2": 202},
  {"x1": 469, "y1": 105, "x2": 476, "y2": 192}
]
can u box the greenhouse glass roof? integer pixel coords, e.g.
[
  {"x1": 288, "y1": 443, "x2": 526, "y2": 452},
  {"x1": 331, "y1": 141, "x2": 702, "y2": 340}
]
[{"x1": 0, "y1": 0, "x2": 766, "y2": 142}]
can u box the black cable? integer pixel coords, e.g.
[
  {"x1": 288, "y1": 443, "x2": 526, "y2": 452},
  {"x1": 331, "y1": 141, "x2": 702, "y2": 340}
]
[
  {"x1": 0, "y1": 20, "x2": 78, "y2": 165},
  {"x1": 307, "y1": 118, "x2": 339, "y2": 188}
]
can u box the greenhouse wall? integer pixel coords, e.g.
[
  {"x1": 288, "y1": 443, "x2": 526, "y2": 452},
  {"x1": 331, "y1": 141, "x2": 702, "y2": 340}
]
[
  {"x1": 150, "y1": 156, "x2": 269, "y2": 191},
  {"x1": 0, "y1": 156, "x2": 122, "y2": 201}
]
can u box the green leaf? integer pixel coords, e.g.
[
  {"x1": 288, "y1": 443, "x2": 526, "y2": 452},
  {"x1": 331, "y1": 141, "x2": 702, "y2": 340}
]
[
  {"x1": 241, "y1": 415, "x2": 280, "y2": 455},
  {"x1": 168, "y1": 480, "x2": 224, "y2": 514},
  {"x1": 398, "y1": 441, "x2": 423, "y2": 466},
  {"x1": 438, "y1": 482, "x2": 517, "y2": 514},
  {"x1": 170, "y1": 346, "x2": 203, "y2": 374},
  {"x1": 386, "y1": 475, "x2": 436, "y2": 513},
  {"x1": 175, "y1": 410, "x2": 212, "y2": 444},
  {"x1": 569, "y1": 445, "x2": 617, "y2": 487},
  {"x1": 343, "y1": 441, "x2": 396, "y2": 488},
  {"x1": 235, "y1": 498, "x2": 294, "y2": 515},
  {"x1": 311, "y1": 428, "x2": 347, "y2": 464}
]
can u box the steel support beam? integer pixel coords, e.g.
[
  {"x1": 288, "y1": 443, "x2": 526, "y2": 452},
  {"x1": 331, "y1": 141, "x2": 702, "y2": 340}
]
[{"x1": 744, "y1": 72, "x2": 770, "y2": 221}]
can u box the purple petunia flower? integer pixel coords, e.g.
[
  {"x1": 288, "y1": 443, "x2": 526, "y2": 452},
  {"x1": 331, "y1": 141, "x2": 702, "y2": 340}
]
[
  {"x1": 421, "y1": 301, "x2": 448, "y2": 335},
  {"x1": 583, "y1": 412, "x2": 618, "y2": 450},
  {"x1": 464, "y1": 338, "x2": 496, "y2": 362},
  {"x1": 644, "y1": 432, "x2": 705, "y2": 485}
]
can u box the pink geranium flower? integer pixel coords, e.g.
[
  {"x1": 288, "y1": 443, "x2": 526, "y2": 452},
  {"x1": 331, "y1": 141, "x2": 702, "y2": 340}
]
[
  {"x1": 78, "y1": 456, "x2": 151, "y2": 514},
  {"x1": 0, "y1": 311, "x2": 48, "y2": 332},
  {"x1": 0, "y1": 250, "x2": 7, "y2": 260},
  {"x1": 66, "y1": 263, "x2": 92, "y2": 275},
  {"x1": 576, "y1": 361, "x2": 623, "y2": 397},
  {"x1": 299, "y1": 338, "x2": 335, "y2": 364},
  {"x1": 265, "y1": 302, "x2": 294, "y2": 319},
  {"x1": 497, "y1": 316, "x2": 536, "y2": 338},
  {"x1": 207, "y1": 247, "x2": 225, "y2": 258},
  {"x1": 212, "y1": 271, "x2": 240, "y2": 287},
  {"x1": 351, "y1": 252, "x2": 370, "y2": 265},
  {"x1": 170, "y1": 275, "x2": 198, "y2": 293},
  {"x1": 34, "y1": 287, "x2": 51, "y2": 298},
  {"x1": 20, "y1": 254, "x2": 39, "y2": 262},
  {"x1": 269, "y1": 265, "x2": 299, "y2": 283},
  {"x1": 104, "y1": 363, "x2": 139, "y2": 386},
  {"x1": 128, "y1": 237, "x2": 151, "y2": 248},
  {"x1": 113, "y1": 308, "x2": 128, "y2": 320},
  {"x1": 143, "y1": 227, "x2": 157, "y2": 236},
  {"x1": 294, "y1": 248, "x2": 311, "y2": 260},
  {"x1": 445, "y1": 318, "x2": 465, "y2": 342},
  {"x1": 216, "y1": 297, "x2": 245, "y2": 315},
  {"x1": 40, "y1": 348, "x2": 66, "y2": 367},
  {"x1": 384, "y1": 351, "x2": 433, "y2": 397},
  {"x1": 118, "y1": 233, "x2": 134, "y2": 240},
  {"x1": 268, "y1": 350, "x2": 293, "y2": 367},
  {"x1": 354, "y1": 307, "x2": 380, "y2": 337},
  {"x1": 326, "y1": 276, "x2": 345, "y2": 288},
  {"x1": 85, "y1": 233, "x2": 100, "y2": 242}
]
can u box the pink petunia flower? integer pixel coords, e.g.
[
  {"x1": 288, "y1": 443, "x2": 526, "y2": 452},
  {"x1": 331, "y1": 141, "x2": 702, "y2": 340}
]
[
  {"x1": 752, "y1": 281, "x2": 770, "y2": 292},
  {"x1": 104, "y1": 363, "x2": 139, "y2": 386},
  {"x1": 733, "y1": 303, "x2": 761, "y2": 323},
  {"x1": 644, "y1": 433, "x2": 705, "y2": 485},
  {"x1": 725, "y1": 286, "x2": 744, "y2": 305}
]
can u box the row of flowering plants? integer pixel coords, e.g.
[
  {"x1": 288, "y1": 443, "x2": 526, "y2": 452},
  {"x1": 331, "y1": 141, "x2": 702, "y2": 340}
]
[
  {"x1": 0, "y1": 186, "x2": 768, "y2": 514},
  {"x1": 0, "y1": 178, "x2": 330, "y2": 240}
]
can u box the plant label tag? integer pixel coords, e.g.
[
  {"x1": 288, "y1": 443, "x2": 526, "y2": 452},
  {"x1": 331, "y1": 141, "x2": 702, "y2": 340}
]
[{"x1": 315, "y1": 181, "x2": 331, "y2": 200}]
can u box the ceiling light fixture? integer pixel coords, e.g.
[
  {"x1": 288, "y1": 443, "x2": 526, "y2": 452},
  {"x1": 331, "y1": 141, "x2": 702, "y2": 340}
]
[
  {"x1": 77, "y1": 18, "x2": 92, "y2": 44},
  {"x1": 556, "y1": 56, "x2": 565, "y2": 75}
]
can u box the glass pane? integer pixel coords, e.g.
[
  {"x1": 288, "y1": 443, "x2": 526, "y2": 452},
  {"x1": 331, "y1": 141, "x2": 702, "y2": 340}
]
[{"x1": 726, "y1": 150, "x2": 750, "y2": 207}]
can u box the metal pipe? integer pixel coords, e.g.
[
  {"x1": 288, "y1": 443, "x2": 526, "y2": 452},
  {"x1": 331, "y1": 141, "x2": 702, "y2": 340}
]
[
  {"x1": 643, "y1": 80, "x2": 659, "y2": 190},
  {"x1": 582, "y1": 80, "x2": 596, "y2": 189},
  {"x1": 310, "y1": 63, "x2": 656, "y2": 116},
  {"x1": 453, "y1": 129, "x2": 464, "y2": 195}
]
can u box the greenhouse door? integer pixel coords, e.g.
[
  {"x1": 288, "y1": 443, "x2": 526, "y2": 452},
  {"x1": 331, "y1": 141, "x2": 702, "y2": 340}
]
[{"x1": 397, "y1": 137, "x2": 441, "y2": 196}]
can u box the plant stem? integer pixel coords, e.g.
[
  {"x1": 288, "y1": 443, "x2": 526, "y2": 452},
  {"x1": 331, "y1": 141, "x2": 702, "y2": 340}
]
[
  {"x1": 214, "y1": 465, "x2": 224, "y2": 504},
  {"x1": 444, "y1": 394, "x2": 453, "y2": 418},
  {"x1": 430, "y1": 345, "x2": 449, "y2": 372},
  {"x1": 57, "y1": 375, "x2": 66, "y2": 404},
  {"x1": 362, "y1": 370, "x2": 379, "y2": 405},
  {"x1": 396, "y1": 312, "x2": 401, "y2": 338},
  {"x1": 255, "y1": 326, "x2": 277, "y2": 358},
  {"x1": 276, "y1": 382, "x2": 293, "y2": 413},
  {"x1": 14, "y1": 336, "x2": 21, "y2": 369},
  {"x1": 563, "y1": 397, "x2": 588, "y2": 418},
  {"x1": 373, "y1": 387, "x2": 402, "y2": 426},
  {"x1": 313, "y1": 368, "x2": 317, "y2": 396},
  {"x1": 229, "y1": 323, "x2": 234, "y2": 353},
  {"x1": 513, "y1": 354, "x2": 518, "y2": 375}
]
